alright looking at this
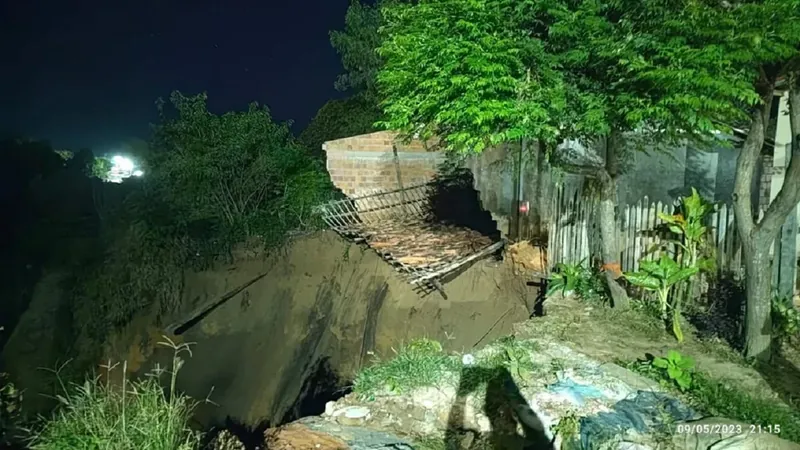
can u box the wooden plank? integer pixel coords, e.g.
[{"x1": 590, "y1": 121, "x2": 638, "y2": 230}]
[{"x1": 411, "y1": 240, "x2": 506, "y2": 285}]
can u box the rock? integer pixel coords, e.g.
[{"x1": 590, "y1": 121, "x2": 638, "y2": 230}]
[
  {"x1": 617, "y1": 443, "x2": 654, "y2": 450},
  {"x1": 460, "y1": 430, "x2": 476, "y2": 449},
  {"x1": 334, "y1": 406, "x2": 371, "y2": 426},
  {"x1": 266, "y1": 417, "x2": 414, "y2": 450},
  {"x1": 672, "y1": 417, "x2": 800, "y2": 450},
  {"x1": 208, "y1": 429, "x2": 246, "y2": 450},
  {"x1": 265, "y1": 423, "x2": 350, "y2": 449}
]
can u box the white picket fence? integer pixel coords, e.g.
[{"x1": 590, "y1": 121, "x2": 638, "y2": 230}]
[{"x1": 547, "y1": 185, "x2": 743, "y2": 275}]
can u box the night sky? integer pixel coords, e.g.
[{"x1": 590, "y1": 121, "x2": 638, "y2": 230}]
[{"x1": 0, "y1": 0, "x2": 357, "y2": 151}]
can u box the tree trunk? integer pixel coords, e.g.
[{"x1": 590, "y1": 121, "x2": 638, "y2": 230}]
[
  {"x1": 599, "y1": 131, "x2": 630, "y2": 310},
  {"x1": 742, "y1": 239, "x2": 773, "y2": 358},
  {"x1": 734, "y1": 78, "x2": 800, "y2": 361}
]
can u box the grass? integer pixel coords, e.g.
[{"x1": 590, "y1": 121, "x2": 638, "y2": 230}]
[
  {"x1": 352, "y1": 338, "x2": 460, "y2": 399},
  {"x1": 626, "y1": 355, "x2": 800, "y2": 444},
  {"x1": 352, "y1": 336, "x2": 543, "y2": 400},
  {"x1": 27, "y1": 337, "x2": 205, "y2": 450}
]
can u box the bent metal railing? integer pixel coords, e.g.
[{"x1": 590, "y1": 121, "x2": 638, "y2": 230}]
[{"x1": 315, "y1": 182, "x2": 505, "y2": 297}]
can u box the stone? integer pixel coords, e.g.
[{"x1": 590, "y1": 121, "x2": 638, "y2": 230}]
[
  {"x1": 265, "y1": 423, "x2": 350, "y2": 450},
  {"x1": 334, "y1": 406, "x2": 371, "y2": 426},
  {"x1": 208, "y1": 429, "x2": 246, "y2": 450}
]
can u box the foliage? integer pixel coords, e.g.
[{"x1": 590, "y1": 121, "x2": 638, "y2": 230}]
[
  {"x1": 652, "y1": 350, "x2": 695, "y2": 391},
  {"x1": 28, "y1": 338, "x2": 202, "y2": 450},
  {"x1": 298, "y1": 93, "x2": 383, "y2": 157},
  {"x1": 772, "y1": 295, "x2": 800, "y2": 344},
  {"x1": 151, "y1": 91, "x2": 333, "y2": 238},
  {"x1": 65, "y1": 92, "x2": 335, "y2": 373},
  {"x1": 330, "y1": 0, "x2": 386, "y2": 96},
  {"x1": 657, "y1": 188, "x2": 716, "y2": 274},
  {"x1": 87, "y1": 156, "x2": 113, "y2": 180},
  {"x1": 624, "y1": 254, "x2": 698, "y2": 342},
  {"x1": 628, "y1": 354, "x2": 800, "y2": 443},
  {"x1": 552, "y1": 411, "x2": 580, "y2": 447},
  {"x1": 547, "y1": 261, "x2": 585, "y2": 297},
  {"x1": 0, "y1": 329, "x2": 23, "y2": 446},
  {"x1": 352, "y1": 338, "x2": 456, "y2": 399},
  {"x1": 547, "y1": 259, "x2": 609, "y2": 304},
  {"x1": 377, "y1": 0, "x2": 565, "y2": 153}
]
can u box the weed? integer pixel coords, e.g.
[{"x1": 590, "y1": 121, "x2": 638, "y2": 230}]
[
  {"x1": 352, "y1": 338, "x2": 458, "y2": 400},
  {"x1": 772, "y1": 294, "x2": 800, "y2": 345},
  {"x1": 548, "y1": 260, "x2": 609, "y2": 305},
  {"x1": 27, "y1": 337, "x2": 206, "y2": 450},
  {"x1": 652, "y1": 350, "x2": 695, "y2": 391},
  {"x1": 626, "y1": 353, "x2": 800, "y2": 444},
  {"x1": 552, "y1": 410, "x2": 580, "y2": 445}
]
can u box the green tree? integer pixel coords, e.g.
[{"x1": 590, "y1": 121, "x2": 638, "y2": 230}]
[
  {"x1": 377, "y1": 0, "x2": 753, "y2": 309},
  {"x1": 330, "y1": 1, "x2": 385, "y2": 97},
  {"x1": 706, "y1": 0, "x2": 800, "y2": 360},
  {"x1": 150, "y1": 91, "x2": 332, "y2": 240},
  {"x1": 298, "y1": 93, "x2": 382, "y2": 157}
]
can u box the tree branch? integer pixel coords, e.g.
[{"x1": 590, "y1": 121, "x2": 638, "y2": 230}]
[
  {"x1": 758, "y1": 83, "x2": 800, "y2": 238},
  {"x1": 733, "y1": 87, "x2": 773, "y2": 239}
]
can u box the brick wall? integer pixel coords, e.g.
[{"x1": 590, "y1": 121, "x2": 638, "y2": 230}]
[{"x1": 323, "y1": 131, "x2": 445, "y2": 196}]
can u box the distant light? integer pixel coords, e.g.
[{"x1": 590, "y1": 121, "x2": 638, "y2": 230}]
[
  {"x1": 111, "y1": 155, "x2": 135, "y2": 172},
  {"x1": 132, "y1": 170, "x2": 144, "y2": 177}
]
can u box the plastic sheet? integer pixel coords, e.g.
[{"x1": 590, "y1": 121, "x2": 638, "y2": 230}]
[
  {"x1": 578, "y1": 390, "x2": 699, "y2": 448},
  {"x1": 547, "y1": 378, "x2": 608, "y2": 405}
]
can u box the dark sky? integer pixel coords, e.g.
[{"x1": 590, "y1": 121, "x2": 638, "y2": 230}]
[{"x1": 0, "y1": 0, "x2": 354, "y2": 151}]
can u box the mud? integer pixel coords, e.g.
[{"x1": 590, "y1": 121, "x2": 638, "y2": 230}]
[{"x1": 118, "y1": 231, "x2": 534, "y2": 429}]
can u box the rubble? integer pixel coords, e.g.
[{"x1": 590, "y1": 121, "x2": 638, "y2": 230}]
[{"x1": 359, "y1": 219, "x2": 494, "y2": 269}]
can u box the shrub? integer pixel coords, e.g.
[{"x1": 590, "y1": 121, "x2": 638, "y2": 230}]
[{"x1": 28, "y1": 338, "x2": 203, "y2": 450}]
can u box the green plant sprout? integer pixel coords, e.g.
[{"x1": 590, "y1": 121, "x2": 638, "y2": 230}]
[
  {"x1": 657, "y1": 188, "x2": 716, "y2": 273},
  {"x1": 651, "y1": 350, "x2": 695, "y2": 391},
  {"x1": 624, "y1": 254, "x2": 698, "y2": 342},
  {"x1": 547, "y1": 260, "x2": 586, "y2": 297}
]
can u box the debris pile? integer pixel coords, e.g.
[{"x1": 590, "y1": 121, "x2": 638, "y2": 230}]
[
  {"x1": 507, "y1": 241, "x2": 548, "y2": 275},
  {"x1": 359, "y1": 219, "x2": 494, "y2": 268}
]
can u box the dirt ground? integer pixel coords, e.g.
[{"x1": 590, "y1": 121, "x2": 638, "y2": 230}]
[
  {"x1": 113, "y1": 231, "x2": 536, "y2": 430},
  {"x1": 513, "y1": 293, "x2": 800, "y2": 407}
]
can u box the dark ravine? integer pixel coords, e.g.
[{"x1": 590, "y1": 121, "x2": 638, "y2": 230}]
[{"x1": 2, "y1": 232, "x2": 537, "y2": 446}]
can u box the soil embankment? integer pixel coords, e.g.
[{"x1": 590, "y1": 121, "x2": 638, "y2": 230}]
[{"x1": 40, "y1": 231, "x2": 534, "y2": 429}]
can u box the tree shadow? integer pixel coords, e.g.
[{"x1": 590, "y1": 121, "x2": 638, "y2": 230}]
[
  {"x1": 685, "y1": 271, "x2": 745, "y2": 351},
  {"x1": 757, "y1": 344, "x2": 800, "y2": 408},
  {"x1": 444, "y1": 366, "x2": 554, "y2": 450}
]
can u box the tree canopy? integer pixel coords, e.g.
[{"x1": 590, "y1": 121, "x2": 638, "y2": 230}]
[
  {"x1": 377, "y1": 0, "x2": 757, "y2": 154},
  {"x1": 330, "y1": 0, "x2": 385, "y2": 97},
  {"x1": 150, "y1": 91, "x2": 333, "y2": 240},
  {"x1": 298, "y1": 93, "x2": 382, "y2": 157},
  {"x1": 377, "y1": 0, "x2": 565, "y2": 153}
]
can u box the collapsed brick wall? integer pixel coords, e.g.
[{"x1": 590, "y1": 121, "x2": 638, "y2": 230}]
[{"x1": 323, "y1": 131, "x2": 445, "y2": 196}]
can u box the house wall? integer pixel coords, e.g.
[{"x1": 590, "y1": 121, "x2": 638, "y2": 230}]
[
  {"x1": 323, "y1": 132, "x2": 531, "y2": 239},
  {"x1": 322, "y1": 131, "x2": 445, "y2": 196}
]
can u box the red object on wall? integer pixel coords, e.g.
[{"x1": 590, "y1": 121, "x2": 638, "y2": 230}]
[{"x1": 519, "y1": 201, "x2": 529, "y2": 214}]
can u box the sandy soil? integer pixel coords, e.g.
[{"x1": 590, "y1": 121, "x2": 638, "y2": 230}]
[{"x1": 116, "y1": 231, "x2": 536, "y2": 430}]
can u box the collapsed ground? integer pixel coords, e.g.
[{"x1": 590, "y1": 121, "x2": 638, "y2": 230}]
[{"x1": 273, "y1": 291, "x2": 800, "y2": 449}]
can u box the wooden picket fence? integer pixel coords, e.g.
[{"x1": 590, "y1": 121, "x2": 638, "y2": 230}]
[{"x1": 547, "y1": 184, "x2": 744, "y2": 276}]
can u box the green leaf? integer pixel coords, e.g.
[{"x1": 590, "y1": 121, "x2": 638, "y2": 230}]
[
  {"x1": 652, "y1": 357, "x2": 669, "y2": 369},
  {"x1": 666, "y1": 349, "x2": 683, "y2": 363},
  {"x1": 624, "y1": 271, "x2": 660, "y2": 291}
]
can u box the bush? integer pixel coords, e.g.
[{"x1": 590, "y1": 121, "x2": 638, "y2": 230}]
[
  {"x1": 0, "y1": 372, "x2": 23, "y2": 445},
  {"x1": 28, "y1": 338, "x2": 203, "y2": 450}
]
